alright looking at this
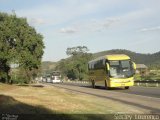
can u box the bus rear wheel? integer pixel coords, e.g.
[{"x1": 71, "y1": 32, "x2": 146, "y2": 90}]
[{"x1": 125, "y1": 86, "x2": 129, "y2": 89}]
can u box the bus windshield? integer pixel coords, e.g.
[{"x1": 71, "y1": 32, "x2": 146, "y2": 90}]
[{"x1": 109, "y1": 60, "x2": 134, "y2": 78}]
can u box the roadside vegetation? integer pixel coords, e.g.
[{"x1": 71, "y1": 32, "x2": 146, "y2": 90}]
[
  {"x1": 135, "y1": 70, "x2": 160, "y2": 81},
  {"x1": 55, "y1": 46, "x2": 93, "y2": 81},
  {"x1": 0, "y1": 12, "x2": 44, "y2": 84},
  {"x1": 0, "y1": 83, "x2": 144, "y2": 120}
]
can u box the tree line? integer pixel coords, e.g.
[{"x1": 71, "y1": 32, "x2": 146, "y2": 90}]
[
  {"x1": 0, "y1": 12, "x2": 44, "y2": 83},
  {"x1": 54, "y1": 48, "x2": 160, "y2": 81},
  {"x1": 55, "y1": 46, "x2": 92, "y2": 81}
]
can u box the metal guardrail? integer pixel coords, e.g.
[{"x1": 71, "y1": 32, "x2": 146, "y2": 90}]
[
  {"x1": 63, "y1": 80, "x2": 89, "y2": 84},
  {"x1": 134, "y1": 80, "x2": 160, "y2": 83},
  {"x1": 64, "y1": 80, "x2": 160, "y2": 87},
  {"x1": 134, "y1": 80, "x2": 160, "y2": 87}
]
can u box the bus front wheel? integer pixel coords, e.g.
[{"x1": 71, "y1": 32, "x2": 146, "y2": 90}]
[
  {"x1": 125, "y1": 86, "x2": 129, "y2": 89},
  {"x1": 105, "y1": 80, "x2": 109, "y2": 90}
]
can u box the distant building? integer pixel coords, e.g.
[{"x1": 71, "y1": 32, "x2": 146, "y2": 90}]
[{"x1": 136, "y1": 64, "x2": 149, "y2": 75}]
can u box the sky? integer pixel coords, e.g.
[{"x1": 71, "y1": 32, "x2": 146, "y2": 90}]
[{"x1": 0, "y1": 0, "x2": 160, "y2": 61}]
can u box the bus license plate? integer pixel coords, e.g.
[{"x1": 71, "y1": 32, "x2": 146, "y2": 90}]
[{"x1": 121, "y1": 84, "x2": 125, "y2": 86}]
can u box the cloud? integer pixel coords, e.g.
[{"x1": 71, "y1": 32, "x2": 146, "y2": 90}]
[
  {"x1": 58, "y1": 17, "x2": 120, "y2": 34},
  {"x1": 57, "y1": 8, "x2": 156, "y2": 34},
  {"x1": 98, "y1": 18, "x2": 120, "y2": 30},
  {"x1": 28, "y1": 18, "x2": 45, "y2": 26},
  {"x1": 57, "y1": 7, "x2": 156, "y2": 34},
  {"x1": 139, "y1": 26, "x2": 160, "y2": 32},
  {"x1": 14, "y1": 0, "x2": 160, "y2": 37},
  {"x1": 15, "y1": 0, "x2": 122, "y2": 26},
  {"x1": 59, "y1": 27, "x2": 77, "y2": 34}
]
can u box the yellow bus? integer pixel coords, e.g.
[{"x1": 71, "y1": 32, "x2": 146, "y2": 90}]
[{"x1": 88, "y1": 54, "x2": 136, "y2": 89}]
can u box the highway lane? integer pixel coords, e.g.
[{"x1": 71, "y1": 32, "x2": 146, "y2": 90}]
[
  {"x1": 112, "y1": 86, "x2": 160, "y2": 98},
  {"x1": 46, "y1": 83, "x2": 160, "y2": 113},
  {"x1": 60, "y1": 82, "x2": 160, "y2": 98}
]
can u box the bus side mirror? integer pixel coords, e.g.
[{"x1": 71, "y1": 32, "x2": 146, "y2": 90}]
[
  {"x1": 132, "y1": 62, "x2": 136, "y2": 70},
  {"x1": 106, "y1": 63, "x2": 110, "y2": 71},
  {"x1": 132, "y1": 62, "x2": 136, "y2": 74}
]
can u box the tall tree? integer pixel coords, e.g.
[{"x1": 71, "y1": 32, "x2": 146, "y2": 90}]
[
  {"x1": 56, "y1": 46, "x2": 92, "y2": 80},
  {"x1": 0, "y1": 12, "x2": 44, "y2": 83},
  {"x1": 66, "y1": 46, "x2": 89, "y2": 56}
]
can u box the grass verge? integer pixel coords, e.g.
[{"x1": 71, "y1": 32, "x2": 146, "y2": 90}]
[{"x1": 0, "y1": 83, "x2": 143, "y2": 120}]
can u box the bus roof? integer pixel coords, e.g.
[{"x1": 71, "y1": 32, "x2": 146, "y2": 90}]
[
  {"x1": 105, "y1": 54, "x2": 130, "y2": 60},
  {"x1": 89, "y1": 54, "x2": 130, "y2": 63}
]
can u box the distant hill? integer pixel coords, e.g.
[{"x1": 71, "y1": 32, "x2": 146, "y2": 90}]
[
  {"x1": 93, "y1": 49, "x2": 160, "y2": 66},
  {"x1": 41, "y1": 49, "x2": 160, "y2": 74}
]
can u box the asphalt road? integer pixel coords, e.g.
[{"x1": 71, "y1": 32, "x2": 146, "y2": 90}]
[
  {"x1": 45, "y1": 82, "x2": 160, "y2": 113},
  {"x1": 112, "y1": 86, "x2": 160, "y2": 98},
  {"x1": 59, "y1": 82, "x2": 160, "y2": 98}
]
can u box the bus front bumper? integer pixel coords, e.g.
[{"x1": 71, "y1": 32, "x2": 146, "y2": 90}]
[{"x1": 109, "y1": 81, "x2": 134, "y2": 87}]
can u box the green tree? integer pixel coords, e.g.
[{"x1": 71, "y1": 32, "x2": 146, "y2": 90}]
[
  {"x1": 66, "y1": 46, "x2": 89, "y2": 56},
  {"x1": 56, "y1": 46, "x2": 92, "y2": 81},
  {"x1": 0, "y1": 12, "x2": 44, "y2": 83}
]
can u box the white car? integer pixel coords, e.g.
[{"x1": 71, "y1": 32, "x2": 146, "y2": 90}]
[
  {"x1": 42, "y1": 76, "x2": 47, "y2": 82},
  {"x1": 51, "y1": 76, "x2": 61, "y2": 83},
  {"x1": 46, "y1": 75, "x2": 52, "y2": 83}
]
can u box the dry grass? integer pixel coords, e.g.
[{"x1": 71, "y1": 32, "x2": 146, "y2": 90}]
[{"x1": 0, "y1": 83, "x2": 142, "y2": 115}]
